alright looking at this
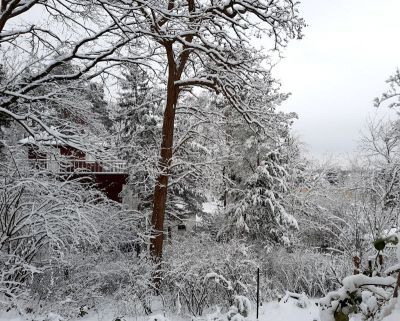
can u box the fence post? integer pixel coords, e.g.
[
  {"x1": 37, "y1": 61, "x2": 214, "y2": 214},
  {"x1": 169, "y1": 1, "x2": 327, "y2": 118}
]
[
  {"x1": 353, "y1": 256, "x2": 360, "y2": 275},
  {"x1": 256, "y1": 267, "x2": 260, "y2": 319}
]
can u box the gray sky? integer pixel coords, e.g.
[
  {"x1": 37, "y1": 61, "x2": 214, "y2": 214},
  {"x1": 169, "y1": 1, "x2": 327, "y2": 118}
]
[{"x1": 274, "y1": 0, "x2": 400, "y2": 161}]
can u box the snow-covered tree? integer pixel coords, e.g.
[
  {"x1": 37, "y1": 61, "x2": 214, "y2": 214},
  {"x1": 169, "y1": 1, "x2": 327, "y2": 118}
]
[
  {"x1": 222, "y1": 148, "x2": 298, "y2": 245},
  {"x1": 206, "y1": 87, "x2": 299, "y2": 245},
  {"x1": 0, "y1": 1, "x2": 140, "y2": 147},
  {"x1": 117, "y1": 64, "x2": 162, "y2": 153},
  {"x1": 97, "y1": 0, "x2": 305, "y2": 260},
  {"x1": 114, "y1": 64, "x2": 162, "y2": 215},
  {"x1": 374, "y1": 69, "x2": 400, "y2": 109}
]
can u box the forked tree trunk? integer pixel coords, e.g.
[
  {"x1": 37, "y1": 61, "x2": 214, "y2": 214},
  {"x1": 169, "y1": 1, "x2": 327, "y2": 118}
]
[
  {"x1": 150, "y1": 44, "x2": 178, "y2": 262},
  {"x1": 149, "y1": 1, "x2": 195, "y2": 279}
]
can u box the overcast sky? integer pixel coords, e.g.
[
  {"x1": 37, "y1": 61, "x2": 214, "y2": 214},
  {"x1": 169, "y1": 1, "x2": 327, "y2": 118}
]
[{"x1": 274, "y1": 0, "x2": 400, "y2": 161}]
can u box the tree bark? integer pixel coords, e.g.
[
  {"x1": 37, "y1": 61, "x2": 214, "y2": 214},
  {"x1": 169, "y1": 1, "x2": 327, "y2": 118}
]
[
  {"x1": 150, "y1": 42, "x2": 178, "y2": 261},
  {"x1": 149, "y1": 2, "x2": 196, "y2": 283}
]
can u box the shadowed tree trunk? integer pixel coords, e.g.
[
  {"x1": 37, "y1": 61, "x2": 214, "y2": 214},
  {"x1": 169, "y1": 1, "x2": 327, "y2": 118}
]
[{"x1": 150, "y1": 42, "x2": 178, "y2": 261}]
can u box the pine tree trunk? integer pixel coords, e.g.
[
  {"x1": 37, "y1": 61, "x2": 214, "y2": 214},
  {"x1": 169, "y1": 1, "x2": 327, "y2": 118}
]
[{"x1": 150, "y1": 43, "x2": 177, "y2": 262}]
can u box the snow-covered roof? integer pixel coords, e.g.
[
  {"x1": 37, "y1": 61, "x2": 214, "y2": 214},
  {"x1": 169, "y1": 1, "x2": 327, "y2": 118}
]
[
  {"x1": 19, "y1": 136, "x2": 66, "y2": 147},
  {"x1": 18, "y1": 130, "x2": 79, "y2": 149}
]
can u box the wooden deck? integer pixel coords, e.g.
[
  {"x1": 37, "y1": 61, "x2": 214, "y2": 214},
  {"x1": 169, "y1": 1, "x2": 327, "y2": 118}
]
[
  {"x1": 24, "y1": 158, "x2": 128, "y2": 202},
  {"x1": 26, "y1": 159, "x2": 128, "y2": 174}
]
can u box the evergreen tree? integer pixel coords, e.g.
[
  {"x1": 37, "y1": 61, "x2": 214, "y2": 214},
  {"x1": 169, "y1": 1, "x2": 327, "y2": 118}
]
[
  {"x1": 216, "y1": 91, "x2": 299, "y2": 245},
  {"x1": 116, "y1": 64, "x2": 162, "y2": 210},
  {"x1": 222, "y1": 149, "x2": 298, "y2": 245},
  {"x1": 86, "y1": 82, "x2": 112, "y2": 131},
  {"x1": 117, "y1": 64, "x2": 161, "y2": 150}
]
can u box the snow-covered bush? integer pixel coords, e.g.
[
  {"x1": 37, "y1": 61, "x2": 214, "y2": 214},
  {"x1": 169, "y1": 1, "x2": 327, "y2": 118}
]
[
  {"x1": 162, "y1": 234, "x2": 257, "y2": 316},
  {"x1": 280, "y1": 291, "x2": 311, "y2": 309},
  {"x1": 0, "y1": 149, "x2": 151, "y2": 315},
  {"x1": 320, "y1": 235, "x2": 400, "y2": 321},
  {"x1": 204, "y1": 295, "x2": 251, "y2": 321},
  {"x1": 0, "y1": 171, "x2": 109, "y2": 301},
  {"x1": 29, "y1": 203, "x2": 152, "y2": 317},
  {"x1": 320, "y1": 274, "x2": 396, "y2": 321},
  {"x1": 261, "y1": 248, "x2": 350, "y2": 299},
  {"x1": 32, "y1": 251, "x2": 155, "y2": 317},
  {"x1": 162, "y1": 234, "x2": 349, "y2": 317},
  {"x1": 230, "y1": 295, "x2": 251, "y2": 318}
]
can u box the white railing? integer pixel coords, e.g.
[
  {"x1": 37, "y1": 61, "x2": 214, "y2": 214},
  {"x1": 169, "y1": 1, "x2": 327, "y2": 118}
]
[{"x1": 26, "y1": 159, "x2": 128, "y2": 174}]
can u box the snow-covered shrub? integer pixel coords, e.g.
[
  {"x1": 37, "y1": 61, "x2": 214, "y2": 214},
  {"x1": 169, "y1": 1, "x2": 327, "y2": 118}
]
[
  {"x1": 31, "y1": 229, "x2": 153, "y2": 317},
  {"x1": 320, "y1": 235, "x2": 400, "y2": 321},
  {"x1": 162, "y1": 234, "x2": 347, "y2": 317},
  {"x1": 261, "y1": 248, "x2": 350, "y2": 299},
  {"x1": 204, "y1": 295, "x2": 251, "y2": 321},
  {"x1": 161, "y1": 234, "x2": 257, "y2": 316},
  {"x1": 320, "y1": 274, "x2": 396, "y2": 321},
  {"x1": 280, "y1": 291, "x2": 311, "y2": 309},
  {"x1": 231, "y1": 295, "x2": 251, "y2": 318},
  {"x1": 0, "y1": 168, "x2": 114, "y2": 301},
  {"x1": 226, "y1": 306, "x2": 244, "y2": 321},
  {"x1": 0, "y1": 153, "x2": 151, "y2": 316}
]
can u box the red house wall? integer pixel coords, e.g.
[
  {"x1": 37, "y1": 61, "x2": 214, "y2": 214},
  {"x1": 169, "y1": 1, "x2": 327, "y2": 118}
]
[{"x1": 94, "y1": 174, "x2": 128, "y2": 202}]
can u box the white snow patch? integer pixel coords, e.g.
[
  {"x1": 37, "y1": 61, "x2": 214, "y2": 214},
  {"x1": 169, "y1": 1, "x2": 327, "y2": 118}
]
[{"x1": 202, "y1": 201, "x2": 219, "y2": 214}]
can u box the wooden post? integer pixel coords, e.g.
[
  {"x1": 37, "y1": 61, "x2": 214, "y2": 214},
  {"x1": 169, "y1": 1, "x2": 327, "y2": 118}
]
[
  {"x1": 256, "y1": 267, "x2": 260, "y2": 319},
  {"x1": 168, "y1": 226, "x2": 172, "y2": 244},
  {"x1": 223, "y1": 166, "x2": 227, "y2": 209},
  {"x1": 378, "y1": 254, "x2": 383, "y2": 266},
  {"x1": 368, "y1": 259, "x2": 373, "y2": 277}
]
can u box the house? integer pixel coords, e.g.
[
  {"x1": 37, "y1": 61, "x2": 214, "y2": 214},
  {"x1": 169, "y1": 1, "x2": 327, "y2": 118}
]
[{"x1": 19, "y1": 132, "x2": 128, "y2": 202}]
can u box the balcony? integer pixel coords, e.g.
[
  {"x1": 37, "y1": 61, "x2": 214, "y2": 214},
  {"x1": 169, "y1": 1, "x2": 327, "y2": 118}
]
[{"x1": 27, "y1": 158, "x2": 128, "y2": 174}]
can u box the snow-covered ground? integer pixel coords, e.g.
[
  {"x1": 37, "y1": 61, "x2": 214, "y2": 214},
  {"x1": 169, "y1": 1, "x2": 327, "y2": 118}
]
[
  {"x1": 0, "y1": 299, "x2": 320, "y2": 321},
  {"x1": 252, "y1": 300, "x2": 320, "y2": 321},
  {"x1": 381, "y1": 297, "x2": 400, "y2": 321},
  {"x1": 2, "y1": 296, "x2": 399, "y2": 321}
]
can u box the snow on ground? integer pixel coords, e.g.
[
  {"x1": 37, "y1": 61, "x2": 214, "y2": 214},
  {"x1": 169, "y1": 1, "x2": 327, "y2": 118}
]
[
  {"x1": 253, "y1": 300, "x2": 320, "y2": 321},
  {"x1": 1, "y1": 297, "x2": 399, "y2": 321},
  {"x1": 0, "y1": 299, "x2": 320, "y2": 321},
  {"x1": 0, "y1": 310, "x2": 21, "y2": 321},
  {"x1": 381, "y1": 297, "x2": 400, "y2": 321}
]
